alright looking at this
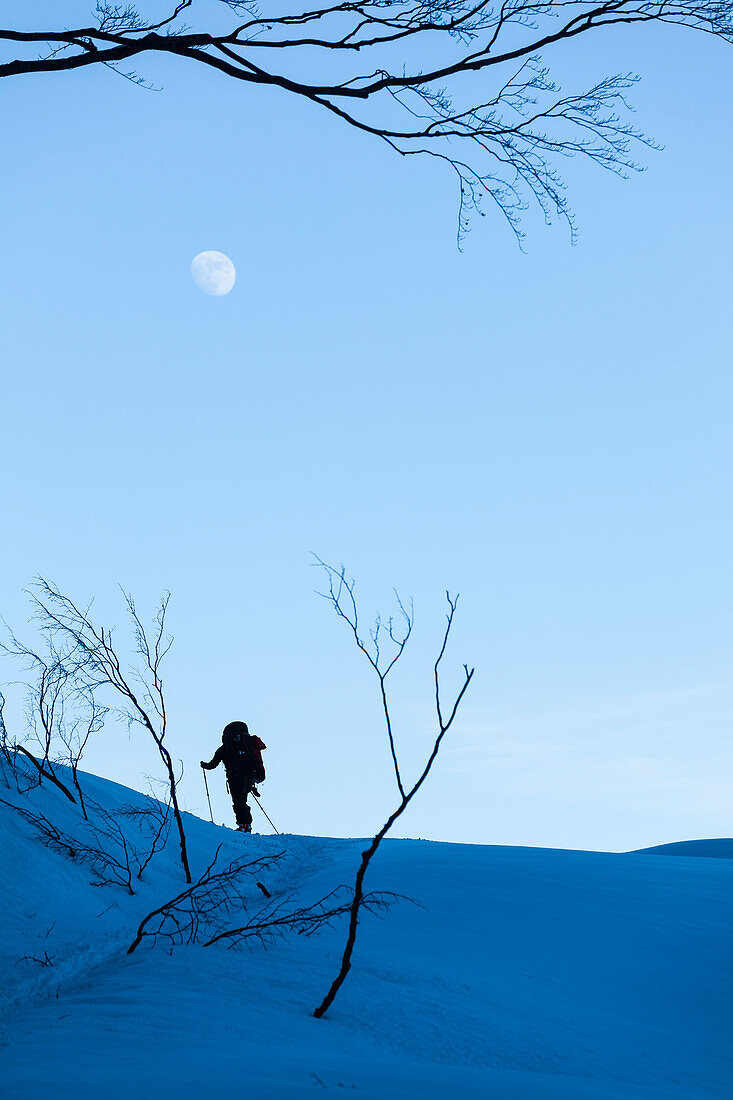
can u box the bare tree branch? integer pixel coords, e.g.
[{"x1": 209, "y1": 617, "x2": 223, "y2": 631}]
[
  {"x1": 117, "y1": 796, "x2": 173, "y2": 878},
  {"x1": 27, "y1": 579, "x2": 192, "y2": 883},
  {"x1": 58, "y1": 694, "x2": 108, "y2": 821},
  {"x1": 13, "y1": 744, "x2": 77, "y2": 804},
  {"x1": 1, "y1": 617, "x2": 109, "y2": 812},
  {"x1": 0, "y1": 690, "x2": 15, "y2": 787},
  {"x1": 1, "y1": 1, "x2": 731, "y2": 241},
  {"x1": 313, "y1": 556, "x2": 412, "y2": 797},
  {"x1": 126, "y1": 843, "x2": 401, "y2": 958},
  {"x1": 127, "y1": 846, "x2": 286, "y2": 953},
  {"x1": 1, "y1": 793, "x2": 175, "y2": 895},
  {"x1": 204, "y1": 885, "x2": 403, "y2": 948},
  {"x1": 312, "y1": 562, "x2": 474, "y2": 1017}
]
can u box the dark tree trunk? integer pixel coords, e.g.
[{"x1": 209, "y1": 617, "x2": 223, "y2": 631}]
[{"x1": 16, "y1": 744, "x2": 77, "y2": 804}]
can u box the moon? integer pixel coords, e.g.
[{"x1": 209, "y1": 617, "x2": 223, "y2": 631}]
[{"x1": 190, "y1": 251, "x2": 236, "y2": 296}]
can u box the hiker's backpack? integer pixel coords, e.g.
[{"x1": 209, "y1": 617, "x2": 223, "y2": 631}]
[{"x1": 222, "y1": 725, "x2": 266, "y2": 783}]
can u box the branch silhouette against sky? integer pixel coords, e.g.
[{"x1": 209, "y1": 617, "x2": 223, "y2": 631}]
[{"x1": 2, "y1": 1, "x2": 732, "y2": 241}]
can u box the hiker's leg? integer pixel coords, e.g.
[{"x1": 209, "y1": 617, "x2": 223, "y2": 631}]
[{"x1": 230, "y1": 783, "x2": 253, "y2": 828}]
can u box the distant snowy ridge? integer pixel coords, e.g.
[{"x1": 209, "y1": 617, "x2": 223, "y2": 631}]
[
  {"x1": 1, "y1": 761, "x2": 731, "y2": 1099},
  {"x1": 631, "y1": 838, "x2": 733, "y2": 859}
]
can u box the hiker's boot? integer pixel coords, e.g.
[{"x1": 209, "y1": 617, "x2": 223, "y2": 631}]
[{"x1": 237, "y1": 823, "x2": 252, "y2": 833}]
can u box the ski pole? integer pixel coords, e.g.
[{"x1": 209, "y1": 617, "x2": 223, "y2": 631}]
[
  {"x1": 202, "y1": 767, "x2": 214, "y2": 823},
  {"x1": 251, "y1": 790, "x2": 280, "y2": 834}
]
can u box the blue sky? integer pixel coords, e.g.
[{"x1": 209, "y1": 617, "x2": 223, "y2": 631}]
[{"x1": 2, "y1": 8, "x2": 732, "y2": 849}]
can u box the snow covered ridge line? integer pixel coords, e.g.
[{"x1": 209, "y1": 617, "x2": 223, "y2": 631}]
[
  {"x1": 1, "y1": 568, "x2": 475, "y2": 1018},
  {"x1": 125, "y1": 845, "x2": 401, "y2": 956},
  {"x1": 310, "y1": 563, "x2": 475, "y2": 1016},
  {"x1": 0, "y1": 788, "x2": 172, "y2": 895},
  {"x1": 1, "y1": 755, "x2": 401, "y2": 961},
  {"x1": 2, "y1": 768, "x2": 732, "y2": 1099},
  {"x1": 1, "y1": 582, "x2": 194, "y2": 883},
  {"x1": 631, "y1": 838, "x2": 733, "y2": 858}
]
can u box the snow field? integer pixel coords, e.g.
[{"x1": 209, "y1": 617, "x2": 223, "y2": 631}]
[{"x1": 1, "y1": 763, "x2": 731, "y2": 1098}]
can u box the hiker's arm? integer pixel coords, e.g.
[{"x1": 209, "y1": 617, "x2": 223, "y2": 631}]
[{"x1": 200, "y1": 747, "x2": 224, "y2": 770}]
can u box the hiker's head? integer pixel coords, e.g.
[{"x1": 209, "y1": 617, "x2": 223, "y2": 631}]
[{"x1": 222, "y1": 720, "x2": 248, "y2": 743}]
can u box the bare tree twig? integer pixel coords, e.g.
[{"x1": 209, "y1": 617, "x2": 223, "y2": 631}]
[
  {"x1": 118, "y1": 796, "x2": 172, "y2": 878},
  {"x1": 14, "y1": 744, "x2": 77, "y2": 804},
  {"x1": 313, "y1": 556, "x2": 412, "y2": 797},
  {"x1": 0, "y1": 690, "x2": 15, "y2": 787},
  {"x1": 127, "y1": 846, "x2": 286, "y2": 953},
  {"x1": 27, "y1": 579, "x2": 192, "y2": 883},
  {"x1": 204, "y1": 886, "x2": 404, "y2": 948},
  {"x1": 58, "y1": 694, "x2": 107, "y2": 821},
  {"x1": 2, "y1": 1, "x2": 731, "y2": 241},
  {"x1": 312, "y1": 562, "x2": 474, "y2": 1017},
  {"x1": 127, "y1": 843, "x2": 403, "y2": 958},
  {"x1": 1, "y1": 794, "x2": 174, "y2": 895},
  {"x1": 1, "y1": 622, "x2": 103, "y2": 807}
]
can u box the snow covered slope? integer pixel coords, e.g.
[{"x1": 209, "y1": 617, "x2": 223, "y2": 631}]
[
  {"x1": 633, "y1": 838, "x2": 733, "y2": 859},
  {"x1": 1, "y1": 764, "x2": 731, "y2": 1099}
]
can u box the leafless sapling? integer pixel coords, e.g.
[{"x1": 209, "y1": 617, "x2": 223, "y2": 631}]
[
  {"x1": 0, "y1": 798, "x2": 138, "y2": 891},
  {"x1": 57, "y1": 693, "x2": 108, "y2": 821},
  {"x1": 0, "y1": 693, "x2": 38, "y2": 796},
  {"x1": 203, "y1": 886, "x2": 401, "y2": 950},
  {"x1": 15, "y1": 951, "x2": 55, "y2": 970},
  {"x1": 0, "y1": 632, "x2": 80, "y2": 805},
  {"x1": 6, "y1": 629, "x2": 108, "y2": 814},
  {"x1": 311, "y1": 560, "x2": 474, "y2": 1018},
  {"x1": 127, "y1": 846, "x2": 286, "y2": 953},
  {"x1": 117, "y1": 795, "x2": 172, "y2": 879},
  {"x1": 127, "y1": 845, "x2": 398, "y2": 955},
  {"x1": 2, "y1": 2, "x2": 733, "y2": 242},
  {"x1": 0, "y1": 690, "x2": 13, "y2": 787},
  {"x1": 1, "y1": 794, "x2": 173, "y2": 895},
  {"x1": 28, "y1": 580, "x2": 192, "y2": 883}
]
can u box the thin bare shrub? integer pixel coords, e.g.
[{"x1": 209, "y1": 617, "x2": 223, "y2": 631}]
[{"x1": 312, "y1": 560, "x2": 474, "y2": 1018}]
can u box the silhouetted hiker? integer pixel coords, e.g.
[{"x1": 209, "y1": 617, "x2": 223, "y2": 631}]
[{"x1": 201, "y1": 721, "x2": 266, "y2": 833}]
